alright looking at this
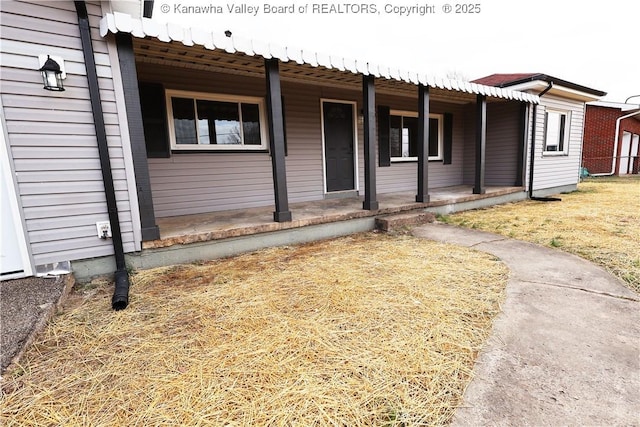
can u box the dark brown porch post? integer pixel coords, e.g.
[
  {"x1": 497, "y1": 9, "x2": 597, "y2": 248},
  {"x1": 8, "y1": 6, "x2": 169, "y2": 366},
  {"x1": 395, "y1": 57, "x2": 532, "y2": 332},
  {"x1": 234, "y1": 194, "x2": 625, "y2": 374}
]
[
  {"x1": 474, "y1": 94, "x2": 487, "y2": 194},
  {"x1": 115, "y1": 32, "x2": 160, "y2": 241},
  {"x1": 264, "y1": 58, "x2": 292, "y2": 222},
  {"x1": 416, "y1": 84, "x2": 430, "y2": 202},
  {"x1": 362, "y1": 75, "x2": 379, "y2": 210},
  {"x1": 516, "y1": 102, "x2": 528, "y2": 186}
]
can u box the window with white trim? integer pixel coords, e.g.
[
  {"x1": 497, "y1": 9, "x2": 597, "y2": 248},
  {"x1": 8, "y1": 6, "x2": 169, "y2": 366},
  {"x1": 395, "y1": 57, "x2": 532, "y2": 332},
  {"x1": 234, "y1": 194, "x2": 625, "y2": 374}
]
[
  {"x1": 543, "y1": 110, "x2": 570, "y2": 155},
  {"x1": 166, "y1": 90, "x2": 268, "y2": 151},
  {"x1": 389, "y1": 110, "x2": 443, "y2": 161}
]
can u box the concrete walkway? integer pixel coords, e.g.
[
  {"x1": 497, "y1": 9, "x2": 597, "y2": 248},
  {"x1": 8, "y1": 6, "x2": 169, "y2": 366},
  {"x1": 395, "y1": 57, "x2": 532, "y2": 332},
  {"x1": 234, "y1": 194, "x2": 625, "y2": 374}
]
[
  {"x1": 413, "y1": 223, "x2": 640, "y2": 426},
  {"x1": 0, "y1": 275, "x2": 73, "y2": 376}
]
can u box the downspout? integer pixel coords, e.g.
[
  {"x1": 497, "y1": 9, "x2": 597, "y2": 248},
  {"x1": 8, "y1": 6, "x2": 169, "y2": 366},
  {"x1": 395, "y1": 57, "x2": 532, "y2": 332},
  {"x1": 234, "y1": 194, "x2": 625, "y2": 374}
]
[
  {"x1": 590, "y1": 110, "x2": 640, "y2": 176},
  {"x1": 528, "y1": 81, "x2": 553, "y2": 198},
  {"x1": 75, "y1": 1, "x2": 130, "y2": 310},
  {"x1": 143, "y1": 0, "x2": 154, "y2": 18}
]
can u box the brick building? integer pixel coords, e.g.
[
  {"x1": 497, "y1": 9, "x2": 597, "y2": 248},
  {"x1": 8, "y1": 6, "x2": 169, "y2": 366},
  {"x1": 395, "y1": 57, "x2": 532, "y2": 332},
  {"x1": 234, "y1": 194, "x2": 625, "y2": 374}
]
[{"x1": 583, "y1": 101, "x2": 640, "y2": 175}]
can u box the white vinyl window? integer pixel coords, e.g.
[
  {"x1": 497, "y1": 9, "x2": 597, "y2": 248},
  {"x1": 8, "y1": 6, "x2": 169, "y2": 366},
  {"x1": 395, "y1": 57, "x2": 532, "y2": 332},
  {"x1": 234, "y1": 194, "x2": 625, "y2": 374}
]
[
  {"x1": 166, "y1": 90, "x2": 268, "y2": 151},
  {"x1": 389, "y1": 110, "x2": 443, "y2": 161},
  {"x1": 543, "y1": 109, "x2": 571, "y2": 155}
]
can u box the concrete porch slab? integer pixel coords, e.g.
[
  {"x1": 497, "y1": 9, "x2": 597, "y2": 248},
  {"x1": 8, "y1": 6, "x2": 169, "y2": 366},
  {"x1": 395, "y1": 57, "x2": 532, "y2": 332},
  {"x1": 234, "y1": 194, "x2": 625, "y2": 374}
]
[
  {"x1": 145, "y1": 186, "x2": 524, "y2": 249},
  {"x1": 71, "y1": 187, "x2": 527, "y2": 282}
]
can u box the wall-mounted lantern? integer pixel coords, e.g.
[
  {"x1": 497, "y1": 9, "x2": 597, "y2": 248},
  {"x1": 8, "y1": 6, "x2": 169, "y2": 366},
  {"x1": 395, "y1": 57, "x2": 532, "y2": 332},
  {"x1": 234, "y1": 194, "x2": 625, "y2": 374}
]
[{"x1": 38, "y1": 55, "x2": 66, "y2": 91}]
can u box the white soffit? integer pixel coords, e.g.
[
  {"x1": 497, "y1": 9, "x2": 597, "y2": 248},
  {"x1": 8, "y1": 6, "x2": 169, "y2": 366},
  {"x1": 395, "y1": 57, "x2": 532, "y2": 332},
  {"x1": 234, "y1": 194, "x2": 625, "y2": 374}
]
[{"x1": 100, "y1": 12, "x2": 539, "y2": 104}]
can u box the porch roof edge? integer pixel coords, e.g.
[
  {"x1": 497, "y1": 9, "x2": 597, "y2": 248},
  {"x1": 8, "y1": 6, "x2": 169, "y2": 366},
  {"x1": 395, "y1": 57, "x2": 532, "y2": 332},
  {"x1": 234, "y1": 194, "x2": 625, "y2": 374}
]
[{"x1": 100, "y1": 12, "x2": 540, "y2": 104}]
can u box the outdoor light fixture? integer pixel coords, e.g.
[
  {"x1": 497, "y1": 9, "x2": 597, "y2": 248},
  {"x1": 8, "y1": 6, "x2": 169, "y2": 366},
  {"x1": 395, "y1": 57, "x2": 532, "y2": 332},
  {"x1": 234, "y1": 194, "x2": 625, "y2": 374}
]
[{"x1": 38, "y1": 55, "x2": 65, "y2": 91}]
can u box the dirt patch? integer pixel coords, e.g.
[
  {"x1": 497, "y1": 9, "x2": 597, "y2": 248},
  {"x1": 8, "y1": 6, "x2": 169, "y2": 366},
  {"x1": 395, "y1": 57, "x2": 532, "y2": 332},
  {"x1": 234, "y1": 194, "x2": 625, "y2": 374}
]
[{"x1": 1, "y1": 232, "x2": 508, "y2": 426}]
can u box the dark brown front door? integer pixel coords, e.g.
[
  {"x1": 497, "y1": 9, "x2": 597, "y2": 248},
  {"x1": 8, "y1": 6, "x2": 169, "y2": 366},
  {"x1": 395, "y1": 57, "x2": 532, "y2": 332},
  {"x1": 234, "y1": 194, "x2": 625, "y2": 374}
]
[{"x1": 323, "y1": 101, "x2": 355, "y2": 192}]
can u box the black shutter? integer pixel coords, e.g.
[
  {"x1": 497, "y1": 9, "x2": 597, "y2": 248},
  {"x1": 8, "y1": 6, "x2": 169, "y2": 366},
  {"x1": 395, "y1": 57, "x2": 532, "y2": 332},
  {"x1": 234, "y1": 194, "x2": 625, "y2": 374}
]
[
  {"x1": 443, "y1": 112, "x2": 453, "y2": 165},
  {"x1": 138, "y1": 82, "x2": 170, "y2": 158},
  {"x1": 558, "y1": 114, "x2": 566, "y2": 152},
  {"x1": 378, "y1": 105, "x2": 391, "y2": 167}
]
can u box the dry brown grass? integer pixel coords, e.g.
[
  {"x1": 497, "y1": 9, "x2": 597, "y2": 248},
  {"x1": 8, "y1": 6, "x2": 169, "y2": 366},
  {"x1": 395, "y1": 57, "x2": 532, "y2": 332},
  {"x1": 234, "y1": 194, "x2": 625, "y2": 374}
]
[
  {"x1": 1, "y1": 233, "x2": 508, "y2": 426},
  {"x1": 442, "y1": 176, "x2": 640, "y2": 293}
]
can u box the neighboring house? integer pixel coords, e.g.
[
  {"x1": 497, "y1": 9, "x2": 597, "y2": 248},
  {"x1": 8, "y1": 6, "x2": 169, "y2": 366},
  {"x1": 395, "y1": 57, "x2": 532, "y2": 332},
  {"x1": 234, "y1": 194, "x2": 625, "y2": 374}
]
[
  {"x1": 0, "y1": 1, "x2": 604, "y2": 307},
  {"x1": 582, "y1": 101, "x2": 640, "y2": 175},
  {"x1": 472, "y1": 73, "x2": 606, "y2": 194}
]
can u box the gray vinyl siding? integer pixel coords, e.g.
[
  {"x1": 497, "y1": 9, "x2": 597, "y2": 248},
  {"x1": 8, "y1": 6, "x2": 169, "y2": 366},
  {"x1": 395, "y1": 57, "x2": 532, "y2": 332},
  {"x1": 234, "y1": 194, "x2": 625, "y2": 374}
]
[
  {"x1": 463, "y1": 100, "x2": 527, "y2": 187},
  {"x1": 140, "y1": 66, "x2": 351, "y2": 217},
  {"x1": 141, "y1": 68, "x2": 364, "y2": 217},
  {"x1": 376, "y1": 95, "x2": 466, "y2": 193},
  {"x1": 485, "y1": 101, "x2": 521, "y2": 186},
  {"x1": 138, "y1": 63, "x2": 476, "y2": 217},
  {"x1": 523, "y1": 105, "x2": 534, "y2": 192},
  {"x1": 463, "y1": 103, "x2": 476, "y2": 185},
  {"x1": 531, "y1": 94, "x2": 585, "y2": 190},
  {"x1": 0, "y1": 1, "x2": 136, "y2": 264},
  {"x1": 282, "y1": 84, "x2": 323, "y2": 202},
  {"x1": 140, "y1": 65, "x2": 275, "y2": 217},
  {"x1": 141, "y1": 64, "x2": 513, "y2": 216}
]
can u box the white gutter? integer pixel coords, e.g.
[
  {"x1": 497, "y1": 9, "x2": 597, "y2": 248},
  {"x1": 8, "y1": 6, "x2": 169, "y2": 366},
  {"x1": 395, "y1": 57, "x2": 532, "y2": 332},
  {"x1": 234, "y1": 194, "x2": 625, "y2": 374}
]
[{"x1": 590, "y1": 110, "x2": 640, "y2": 176}]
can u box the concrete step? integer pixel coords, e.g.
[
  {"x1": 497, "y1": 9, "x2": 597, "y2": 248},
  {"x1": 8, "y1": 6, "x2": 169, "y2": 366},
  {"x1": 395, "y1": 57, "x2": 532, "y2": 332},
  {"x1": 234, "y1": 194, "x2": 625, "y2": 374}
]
[{"x1": 375, "y1": 211, "x2": 436, "y2": 232}]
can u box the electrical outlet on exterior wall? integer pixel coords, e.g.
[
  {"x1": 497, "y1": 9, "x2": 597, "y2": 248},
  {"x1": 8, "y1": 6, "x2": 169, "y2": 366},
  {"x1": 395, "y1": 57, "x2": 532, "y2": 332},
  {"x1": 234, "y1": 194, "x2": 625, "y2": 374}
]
[{"x1": 96, "y1": 221, "x2": 112, "y2": 239}]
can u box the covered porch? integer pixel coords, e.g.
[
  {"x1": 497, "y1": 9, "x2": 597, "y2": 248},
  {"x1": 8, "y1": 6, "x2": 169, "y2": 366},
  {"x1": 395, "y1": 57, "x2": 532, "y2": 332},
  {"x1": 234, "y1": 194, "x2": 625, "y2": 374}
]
[
  {"x1": 143, "y1": 185, "x2": 524, "y2": 249},
  {"x1": 101, "y1": 13, "x2": 537, "y2": 252}
]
